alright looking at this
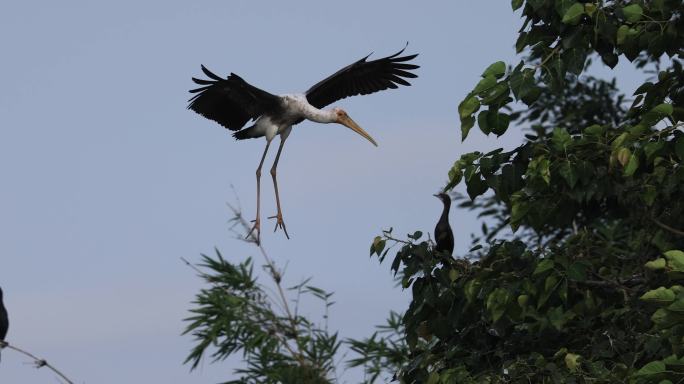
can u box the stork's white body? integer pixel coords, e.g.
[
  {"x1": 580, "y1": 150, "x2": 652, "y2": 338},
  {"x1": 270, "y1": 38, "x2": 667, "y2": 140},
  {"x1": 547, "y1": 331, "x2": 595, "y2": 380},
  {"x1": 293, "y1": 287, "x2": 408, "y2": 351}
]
[{"x1": 254, "y1": 94, "x2": 333, "y2": 142}]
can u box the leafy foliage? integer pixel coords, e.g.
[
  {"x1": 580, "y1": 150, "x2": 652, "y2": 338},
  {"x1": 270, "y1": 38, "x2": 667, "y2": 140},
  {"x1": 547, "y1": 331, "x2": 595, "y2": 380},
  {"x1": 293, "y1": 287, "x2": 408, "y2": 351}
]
[
  {"x1": 184, "y1": 210, "x2": 407, "y2": 384},
  {"x1": 373, "y1": 1, "x2": 684, "y2": 383},
  {"x1": 184, "y1": 248, "x2": 339, "y2": 384}
]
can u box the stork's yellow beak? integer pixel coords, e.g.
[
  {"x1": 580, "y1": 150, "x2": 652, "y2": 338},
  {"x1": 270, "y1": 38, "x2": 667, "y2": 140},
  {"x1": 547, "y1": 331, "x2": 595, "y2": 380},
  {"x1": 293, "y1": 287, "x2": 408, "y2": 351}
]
[{"x1": 338, "y1": 115, "x2": 378, "y2": 147}]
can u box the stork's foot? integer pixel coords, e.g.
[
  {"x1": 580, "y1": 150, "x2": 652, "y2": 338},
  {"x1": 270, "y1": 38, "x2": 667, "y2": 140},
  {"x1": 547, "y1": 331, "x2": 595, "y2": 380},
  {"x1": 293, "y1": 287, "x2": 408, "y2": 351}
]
[
  {"x1": 246, "y1": 218, "x2": 261, "y2": 245},
  {"x1": 268, "y1": 212, "x2": 290, "y2": 239}
]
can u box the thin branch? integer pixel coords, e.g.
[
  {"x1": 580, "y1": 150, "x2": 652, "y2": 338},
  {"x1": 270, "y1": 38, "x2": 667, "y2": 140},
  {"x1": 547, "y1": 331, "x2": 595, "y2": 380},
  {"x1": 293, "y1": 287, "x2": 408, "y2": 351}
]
[
  {"x1": 0, "y1": 341, "x2": 75, "y2": 384},
  {"x1": 225, "y1": 201, "x2": 309, "y2": 366},
  {"x1": 651, "y1": 217, "x2": 684, "y2": 237}
]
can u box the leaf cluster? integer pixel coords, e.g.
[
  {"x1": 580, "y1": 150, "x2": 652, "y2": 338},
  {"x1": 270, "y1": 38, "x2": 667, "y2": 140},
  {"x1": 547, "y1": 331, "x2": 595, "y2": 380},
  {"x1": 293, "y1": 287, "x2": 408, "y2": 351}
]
[
  {"x1": 374, "y1": 1, "x2": 684, "y2": 383},
  {"x1": 183, "y1": 251, "x2": 339, "y2": 384}
]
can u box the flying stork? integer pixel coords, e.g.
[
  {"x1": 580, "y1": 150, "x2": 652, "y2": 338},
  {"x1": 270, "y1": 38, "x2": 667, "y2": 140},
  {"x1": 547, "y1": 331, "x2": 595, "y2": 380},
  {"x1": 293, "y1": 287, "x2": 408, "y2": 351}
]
[{"x1": 188, "y1": 47, "x2": 419, "y2": 244}]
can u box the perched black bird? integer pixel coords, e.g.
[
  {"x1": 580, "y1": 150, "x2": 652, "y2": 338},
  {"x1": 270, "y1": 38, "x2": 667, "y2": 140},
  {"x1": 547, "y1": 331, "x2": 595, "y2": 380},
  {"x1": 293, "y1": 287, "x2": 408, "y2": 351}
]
[
  {"x1": 433, "y1": 193, "x2": 454, "y2": 256},
  {"x1": 0, "y1": 286, "x2": 8, "y2": 361}
]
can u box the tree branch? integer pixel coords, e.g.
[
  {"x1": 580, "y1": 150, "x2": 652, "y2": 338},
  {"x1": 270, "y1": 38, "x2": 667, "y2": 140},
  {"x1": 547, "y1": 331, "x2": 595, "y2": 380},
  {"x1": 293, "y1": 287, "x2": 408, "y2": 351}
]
[
  {"x1": 0, "y1": 341, "x2": 75, "y2": 384},
  {"x1": 651, "y1": 217, "x2": 684, "y2": 237}
]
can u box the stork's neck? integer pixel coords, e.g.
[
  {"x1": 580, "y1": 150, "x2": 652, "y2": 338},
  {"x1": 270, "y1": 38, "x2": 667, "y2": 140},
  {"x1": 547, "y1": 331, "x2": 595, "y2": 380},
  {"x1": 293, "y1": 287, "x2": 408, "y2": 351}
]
[{"x1": 302, "y1": 105, "x2": 336, "y2": 123}]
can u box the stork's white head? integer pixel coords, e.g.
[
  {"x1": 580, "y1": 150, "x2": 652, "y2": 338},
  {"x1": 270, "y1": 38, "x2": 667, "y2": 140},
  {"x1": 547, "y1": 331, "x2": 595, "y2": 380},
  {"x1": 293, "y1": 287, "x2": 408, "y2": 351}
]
[{"x1": 331, "y1": 108, "x2": 378, "y2": 147}]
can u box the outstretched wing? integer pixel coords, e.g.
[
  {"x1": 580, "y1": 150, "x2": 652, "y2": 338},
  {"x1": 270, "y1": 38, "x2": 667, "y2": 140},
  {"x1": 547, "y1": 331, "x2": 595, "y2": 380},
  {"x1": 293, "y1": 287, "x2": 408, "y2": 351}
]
[
  {"x1": 188, "y1": 66, "x2": 283, "y2": 131},
  {"x1": 304, "y1": 46, "x2": 419, "y2": 109}
]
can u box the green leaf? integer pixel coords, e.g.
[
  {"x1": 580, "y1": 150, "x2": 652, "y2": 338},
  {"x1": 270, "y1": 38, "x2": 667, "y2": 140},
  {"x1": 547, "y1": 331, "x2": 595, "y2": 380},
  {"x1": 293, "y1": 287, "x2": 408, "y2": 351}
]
[
  {"x1": 538, "y1": 274, "x2": 559, "y2": 308},
  {"x1": 466, "y1": 173, "x2": 488, "y2": 200},
  {"x1": 667, "y1": 298, "x2": 684, "y2": 313},
  {"x1": 488, "y1": 112, "x2": 511, "y2": 136},
  {"x1": 445, "y1": 162, "x2": 464, "y2": 191},
  {"x1": 645, "y1": 258, "x2": 667, "y2": 270},
  {"x1": 644, "y1": 141, "x2": 664, "y2": 160},
  {"x1": 623, "y1": 153, "x2": 639, "y2": 176},
  {"x1": 634, "y1": 81, "x2": 654, "y2": 95},
  {"x1": 458, "y1": 96, "x2": 480, "y2": 119},
  {"x1": 552, "y1": 127, "x2": 572, "y2": 151},
  {"x1": 561, "y1": 3, "x2": 585, "y2": 25},
  {"x1": 623, "y1": 4, "x2": 643, "y2": 23},
  {"x1": 584, "y1": 124, "x2": 605, "y2": 136},
  {"x1": 558, "y1": 161, "x2": 578, "y2": 188},
  {"x1": 635, "y1": 361, "x2": 666, "y2": 377},
  {"x1": 617, "y1": 25, "x2": 630, "y2": 45},
  {"x1": 565, "y1": 353, "x2": 581, "y2": 371},
  {"x1": 512, "y1": 0, "x2": 523, "y2": 10},
  {"x1": 534, "y1": 259, "x2": 555, "y2": 275},
  {"x1": 584, "y1": 3, "x2": 596, "y2": 15},
  {"x1": 473, "y1": 75, "x2": 497, "y2": 94},
  {"x1": 567, "y1": 262, "x2": 587, "y2": 281},
  {"x1": 617, "y1": 147, "x2": 631, "y2": 166},
  {"x1": 371, "y1": 236, "x2": 385, "y2": 256},
  {"x1": 664, "y1": 250, "x2": 684, "y2": 272},
  {"x1": 511, "y1": 201, "x2": 531, "y2": 230},
  {"x1": 611, "y1": 132, "x2": 630, "y2": 149},
  {"x1": 477, "y1": 110, "x2": 491, "y2": 135},
  {"x1": 641, "y1": 103, "x2": 673, "y2": 126},
  {"x1": 461, "y1": 115, "x2": 475, "y2": 141},
  {"x1": 464, "y1": 279, "x2": 481, "y2": 303},
  {"x1": 482, "y1": 61, "x2": 506, "y2": 79},
  {"x1": 486, "y1": 288, "x2": 511, "y2": 322},
  {"x1": 642, "y1": 185, "x2": 657, "y2": 206},
  {"x1": 640, "y1": 287, "x2": 675, "y2": 304}
]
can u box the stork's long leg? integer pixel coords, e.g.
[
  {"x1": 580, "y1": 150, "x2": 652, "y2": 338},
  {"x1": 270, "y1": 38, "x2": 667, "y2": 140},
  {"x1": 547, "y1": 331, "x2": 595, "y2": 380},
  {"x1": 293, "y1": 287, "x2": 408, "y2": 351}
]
[
  {"x1": 247, "y1": 140, "x2": 272, "y2": 245},
  {"x1": 268, "y1": 133, "x2": 290, "y2": 239}
]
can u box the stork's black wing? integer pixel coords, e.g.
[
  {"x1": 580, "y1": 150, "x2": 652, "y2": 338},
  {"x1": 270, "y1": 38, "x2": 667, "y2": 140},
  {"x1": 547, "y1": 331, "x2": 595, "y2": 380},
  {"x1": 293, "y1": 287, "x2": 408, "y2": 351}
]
[
  {"x1": 188, "y1": 66, "x2": 283, "y2": 130},
  {"x1": 304, "y1": 46, "x2": 419, "y2": 109}
]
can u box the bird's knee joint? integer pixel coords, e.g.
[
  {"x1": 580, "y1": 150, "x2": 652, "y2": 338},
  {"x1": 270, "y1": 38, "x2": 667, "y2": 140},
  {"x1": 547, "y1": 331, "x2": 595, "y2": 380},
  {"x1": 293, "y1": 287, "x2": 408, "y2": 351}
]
[
  {"x1": 270, "y1": 168, "x2": 277, "y2": 177},
  {"x1": 256, "y1": 169, "x2": 262, "y2": 178}
]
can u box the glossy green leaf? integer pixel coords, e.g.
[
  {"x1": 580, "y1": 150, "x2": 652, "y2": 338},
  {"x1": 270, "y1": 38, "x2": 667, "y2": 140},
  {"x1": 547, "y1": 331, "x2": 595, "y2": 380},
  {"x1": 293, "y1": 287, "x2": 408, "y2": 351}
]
[
  {"x1": 565, "y1": 353, "x2": 581, "y2": 371},
  {"x1": 561, "y1": 3, "x2": 584, "y2": 25},
  {"x1": 622, "y1": 4, "x2": 643, "y2": 23},
  {"x1": 458, "y1": 96, "x2": 480, "y2": 119},
  {"x1": 534, "y1": 259, "x2": 555, "y2": 275},
  {"x1": 667, "y1": 298, "x2": 684, "y2": 313},
  {"x1": 635, "y1": 361, "x2": 666, "y2": 377},
  {"x1": 461, "y1": 115, "x2": 475, "y2": 141},
  {"x1": 645, "y1": 258, "x2": 666, "y2": 270},
  {"x1": 640, "y1": 287, "x2": 675, "y2": 304},
  {"x1": 552, "y1": 128, "x2": 571, "y2": 151},
  {"x1": 558, "y1": 161, "x2": 578, "y2": 188},
  {"x1": 473, "y1": 75, "x2": 497, "y2": 94},
  {"x1": 623, "y1": 153, "x2": 639, "y2": 176},
  {"x1": 482, "y1": 61, "x2": 506, "y2": 79},
  {"x1": 664, "y1": 250, "x2": 684, "y2": 272},
  {"x1": 566, "y1": 262, "x2": 587, "y2": 281}
]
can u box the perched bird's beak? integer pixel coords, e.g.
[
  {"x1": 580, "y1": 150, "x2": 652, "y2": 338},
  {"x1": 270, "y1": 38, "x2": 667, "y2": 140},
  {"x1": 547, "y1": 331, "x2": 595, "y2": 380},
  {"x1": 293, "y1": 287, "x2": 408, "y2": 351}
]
[{"x1": 338, "y1": 115, "x2": 378, "y2": 147}]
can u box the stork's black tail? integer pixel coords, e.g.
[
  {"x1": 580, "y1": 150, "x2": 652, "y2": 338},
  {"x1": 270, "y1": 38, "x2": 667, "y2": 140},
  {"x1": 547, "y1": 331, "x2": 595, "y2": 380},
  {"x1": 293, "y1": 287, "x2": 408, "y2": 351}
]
[{"x1": 232, "y1": 125, "x2": 262, "y2": 140}]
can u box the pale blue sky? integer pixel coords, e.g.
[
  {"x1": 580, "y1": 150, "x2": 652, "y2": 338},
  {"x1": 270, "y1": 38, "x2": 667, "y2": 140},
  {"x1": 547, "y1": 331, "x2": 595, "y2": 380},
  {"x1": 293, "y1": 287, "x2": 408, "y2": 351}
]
[{"x1": 0, "y1": 1, "x2": 643, "y2": 383}]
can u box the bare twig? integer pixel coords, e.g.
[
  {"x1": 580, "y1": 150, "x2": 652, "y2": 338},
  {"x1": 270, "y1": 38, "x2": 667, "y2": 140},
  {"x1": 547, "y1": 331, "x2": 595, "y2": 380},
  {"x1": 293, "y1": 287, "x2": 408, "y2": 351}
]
[
  {"x1": 651, "y1": 217, "x2": 684, "y2": 237},
  {"x1": 0, "y1": 341, "x2": 75, "y2": 384},
  {"x1": 224, "y1": 200, "x2": 309, "y2": 366}
]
